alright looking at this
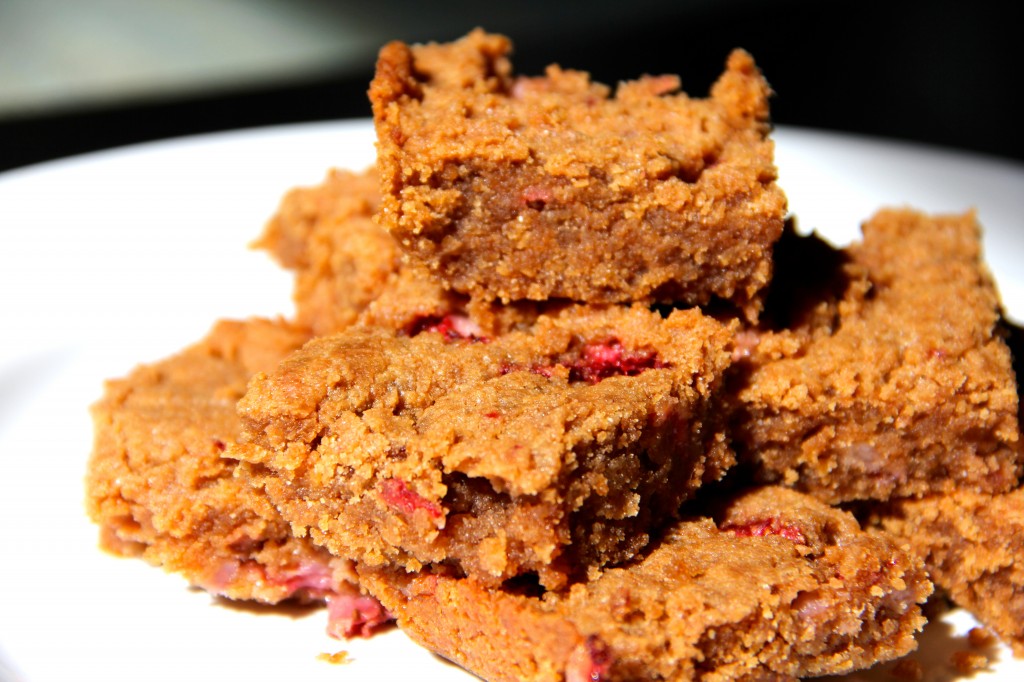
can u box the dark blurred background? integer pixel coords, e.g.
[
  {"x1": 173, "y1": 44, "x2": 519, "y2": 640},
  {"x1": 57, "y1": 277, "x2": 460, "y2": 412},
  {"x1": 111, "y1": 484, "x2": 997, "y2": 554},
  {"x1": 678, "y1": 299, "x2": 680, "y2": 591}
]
[{"x1": 1, "y1": 0, "x2": 1019, "y2": 172}]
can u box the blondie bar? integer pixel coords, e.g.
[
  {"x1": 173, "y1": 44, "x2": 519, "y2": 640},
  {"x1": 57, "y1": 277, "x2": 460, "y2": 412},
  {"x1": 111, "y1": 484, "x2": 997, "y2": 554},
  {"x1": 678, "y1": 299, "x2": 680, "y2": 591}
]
[
  {"x1": 257, "y1": 166, "x2": 554, "y2": 338},
  {"x1": 85, "y1": 318, "x2": 390, "y2": 636},
  {"x1": 371, "y1": 30, "x2": 786, "y2": 315},
  {"x1": 357, "y1": 486, "x2": 931, "y2": 682},
  {"x1": 231, "y1": 304, "x2": 735, "y2": 589},
  {"x1": 731, "y1": 209, "x2": 1021, "y2": 503},
  {"x1": 255, "y1": 167, "x2": 404, "y2": 336},
  {"x1": 878, "y1": 487, "x2": 1024, "y2": 657}
]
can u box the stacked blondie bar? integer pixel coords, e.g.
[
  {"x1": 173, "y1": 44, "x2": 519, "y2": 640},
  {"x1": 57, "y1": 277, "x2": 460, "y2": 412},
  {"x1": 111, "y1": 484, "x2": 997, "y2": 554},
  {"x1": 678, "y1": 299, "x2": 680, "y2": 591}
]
[{"x1": 86, "y1": 29, "x2": 1022, "y2": 680}]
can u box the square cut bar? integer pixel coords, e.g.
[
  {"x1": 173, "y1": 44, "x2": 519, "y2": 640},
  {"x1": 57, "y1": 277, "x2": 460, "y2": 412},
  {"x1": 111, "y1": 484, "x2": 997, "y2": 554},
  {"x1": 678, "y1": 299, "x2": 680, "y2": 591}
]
[
  {"x1": 254, "y1": 168, "x2": 399, "y2": 337},
  {"x1": 256, "y1": 166, "x2": 556, "y2": 338},
  {"x1": 370, "y1": 29, "x2": 787, "y2": 316},
  {"x1": 357, "y1": 486, "x2": 931, "y2": 682},
  {"x1": 878, "y1": 487, "x2": 1024, "y2": 657},
  {"x1": 85, "y1": 319, "x2": 394, "y2": 630},
  {"x1": 231, "y1": 304, "x2": 735, "y2": 589},
  {"x1": 731, "y1": 209, "x2": 1021, "y2": 503},
  {"x1": 86, "y1": 318, "x2": 318, "y2": 602},
  {"x1": 85, "y1": 318, "x2": 392, "y2": 637}
]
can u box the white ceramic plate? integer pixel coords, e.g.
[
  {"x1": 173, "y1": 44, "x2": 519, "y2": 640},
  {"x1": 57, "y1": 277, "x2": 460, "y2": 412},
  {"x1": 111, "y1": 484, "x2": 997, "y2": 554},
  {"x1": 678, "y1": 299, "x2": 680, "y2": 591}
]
[{"x1": 1, "y1": 120, "x2": 1023, "y2": 682}]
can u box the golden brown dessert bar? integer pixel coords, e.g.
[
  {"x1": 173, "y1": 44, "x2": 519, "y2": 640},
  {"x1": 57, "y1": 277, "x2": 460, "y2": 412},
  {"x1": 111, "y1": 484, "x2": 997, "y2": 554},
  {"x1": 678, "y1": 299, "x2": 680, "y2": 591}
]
[
  {"x1": 85, "y1": 318, "x2": 390, "y2": 636},
  {"x1": 370, "y1": 30, "x2": 786, "y2": 316},
  {"x1": 254, "y1": 168, "x2": 401, "y2": 336},
  {"x1": 256, "y1": 166, "x2": 555, "y2": 338},
  {"x1": 230, "y1": 304, "x2": 735, "y2": 589},
  {"x1": 358, "y1": 486, "x2": 932, "y2": 682},
  {"x1": 878, "y1": 487, "x2": 1024, "y2": 656},
  {"x1": 731, "y1": 209, "x2": 1021, "y2": 503}
]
